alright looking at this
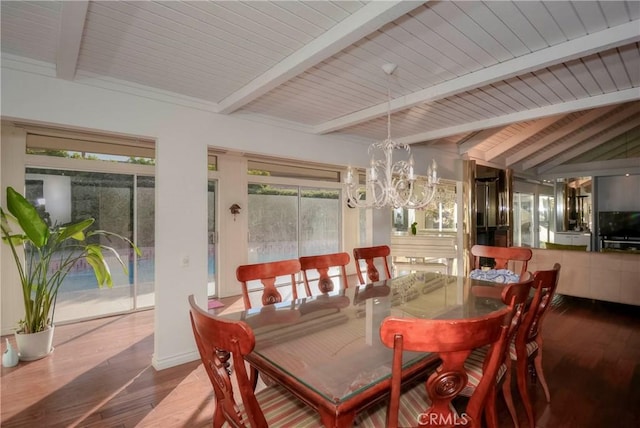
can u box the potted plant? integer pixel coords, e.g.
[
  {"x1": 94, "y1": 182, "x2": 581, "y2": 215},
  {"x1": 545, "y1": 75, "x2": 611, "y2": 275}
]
[{"x1": 1, "y1": 186, "x2": 139, "y2": 360}]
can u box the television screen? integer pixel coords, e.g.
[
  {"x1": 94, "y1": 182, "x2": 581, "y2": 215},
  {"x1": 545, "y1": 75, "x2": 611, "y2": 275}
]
[{"x1": 598, "y1": 211, "x2": 640, "y2": 238}]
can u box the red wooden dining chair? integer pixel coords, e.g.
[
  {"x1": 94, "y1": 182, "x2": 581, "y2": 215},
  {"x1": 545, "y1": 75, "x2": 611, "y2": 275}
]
[
  {"x1": 188, "y1": 295, "x2": 320, "y2": 427},
  {"x1": 357, "y1": 307, "x2": 513, "y2": 428},
  {"x1": 353, "y1": 245, "x2": 392, "y2": 285},
  {"x1": 471, "y1": 244, "x2": 533, "y2": 279},
  {"x1": 510, "y1": 263, "x2": 561, "y2": 428},
  {"x1": 463, "y1": 277, "x2": 534, "y2": 428},
  {"x1": 236, "y1": 259, "x2": 301, "y2": 309},
  {"x1": 299, "y1": 252, "x2": 350, "y2": 295}
]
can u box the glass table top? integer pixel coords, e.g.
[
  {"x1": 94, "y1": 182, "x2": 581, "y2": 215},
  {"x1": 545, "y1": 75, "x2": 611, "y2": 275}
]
[{"x1": 220, "y1": 272, "x2": 506, "y2": 404}]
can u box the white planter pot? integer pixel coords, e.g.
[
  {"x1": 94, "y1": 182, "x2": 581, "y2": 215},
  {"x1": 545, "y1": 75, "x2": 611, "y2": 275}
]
[{"x1": 14, "y1": 325, "x2": 55, "y2": 361}]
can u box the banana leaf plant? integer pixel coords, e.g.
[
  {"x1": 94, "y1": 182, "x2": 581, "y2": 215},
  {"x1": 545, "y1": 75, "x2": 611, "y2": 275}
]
[{"x1": 1, "y1": 186, "x2": 140, "y2": 334}]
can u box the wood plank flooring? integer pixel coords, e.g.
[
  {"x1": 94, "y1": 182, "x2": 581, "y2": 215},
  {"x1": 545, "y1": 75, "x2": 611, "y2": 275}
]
[{"x1": 1, "y1": 294, "x2": 639, "y2": 427}]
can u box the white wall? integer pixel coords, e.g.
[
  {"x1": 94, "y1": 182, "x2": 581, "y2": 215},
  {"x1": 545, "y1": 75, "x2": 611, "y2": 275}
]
[
  {"x1": 0, "y1": 64, "x2": 374, "y2": 369},
  {"x1": 0, "y1": 126, "x2": 27, "y2": 336},
  {"x1": 216, "y1": 153, "x2": 249, "y2": 298}
]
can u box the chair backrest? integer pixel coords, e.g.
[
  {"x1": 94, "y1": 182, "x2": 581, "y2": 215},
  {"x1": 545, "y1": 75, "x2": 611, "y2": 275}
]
[
  {"x1": 353, "y1": 245, "x2": 392, "y2": 284},
  {"x1": 236, "y1": 259, "x2": 301, "y2": 309},
  {"x1": 380, "y1": 307, "x2": 513, "y2": 428},
  {"x1": 517, "y1": 263, "x2": 561, "y2": 347},
  {"x1": 501, "y1": 277, "x2": 534, "y2": 343},
  {"x1": 471, "y1": 244, "x2": 532, "y2": 279},
  {"x1": 299, "y1": 252, "x2": 350, "y2": 295},
  {"x1": 470, "y1": 276, "x2": 533, "y2": 337},
  {"x1": 188, "y1": 295, "x2": 265, "y2": 427}
]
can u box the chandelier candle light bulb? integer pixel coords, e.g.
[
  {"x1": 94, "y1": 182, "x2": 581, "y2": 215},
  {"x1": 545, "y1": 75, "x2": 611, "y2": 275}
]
[
  {"x1": 344, "y1": 64, "x2": 439, "y2": 209},
  {"x1": 408, "y1": 156, "x2": 415, "y2": 180}
]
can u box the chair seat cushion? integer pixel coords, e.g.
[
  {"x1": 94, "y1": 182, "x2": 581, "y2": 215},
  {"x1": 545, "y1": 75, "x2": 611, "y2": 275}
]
[
  {"x1": 241, "y1": 383, "x2": 320, "y2": 427},
  {"x1": 460, "y1": 347, "x2": 507, "y2": 396},
  {"x1": 509, "y1": 339, "x2": 539, "y2": 360},
  {"x1": 469, "y1": 268, "x2": 520, "y2": 283}
]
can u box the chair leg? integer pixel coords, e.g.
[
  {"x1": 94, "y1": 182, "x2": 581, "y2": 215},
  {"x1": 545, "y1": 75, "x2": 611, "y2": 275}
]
[
  {"x1": 502, "y1": 365, "x2": 520, "y2": 428},
  {"x1": 213, "y1": 406, "x2": 225, "y2": 428},
  {"x1": 533, "y1": 349, "x2": 551, "y2": 402},
  {"x1": 516, "y1": 356, "x2": 535, "y2": 428},
  {"x1": 485, "y1": 386, "x2": 499, "y2": 428}
]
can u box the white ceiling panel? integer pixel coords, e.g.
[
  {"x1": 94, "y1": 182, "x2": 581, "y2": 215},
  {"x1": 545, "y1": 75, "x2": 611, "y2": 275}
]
[{"x1": 1, "y1": 0, "x2": 639, "y2": 177}]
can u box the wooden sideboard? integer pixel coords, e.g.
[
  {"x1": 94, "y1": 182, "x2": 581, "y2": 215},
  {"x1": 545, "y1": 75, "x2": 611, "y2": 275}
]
[{"x1": 528, "y1": 248, "x2": 640, "y2": 306}]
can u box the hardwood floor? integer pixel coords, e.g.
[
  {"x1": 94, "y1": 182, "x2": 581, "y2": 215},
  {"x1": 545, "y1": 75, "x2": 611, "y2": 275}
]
[{"x1": 1, "y1": 294, "x2": 639, "y2": 427}]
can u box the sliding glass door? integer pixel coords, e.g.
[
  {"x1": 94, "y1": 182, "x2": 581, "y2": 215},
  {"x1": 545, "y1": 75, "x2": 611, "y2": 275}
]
[
  {"x1": 207, "y1": 180, "x2": 217, "y2": 297},
  {"x1": 513, "y1": 192, "x2": 534, "y2": 247},
  {"x1": 25, "y1": 168, "x2": 154, "y2": 322}
]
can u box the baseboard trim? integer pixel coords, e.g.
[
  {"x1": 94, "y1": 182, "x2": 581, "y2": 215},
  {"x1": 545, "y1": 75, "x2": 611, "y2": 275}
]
[{"x1": 152, "y1": 349, "x2": 199, "y2": 371}]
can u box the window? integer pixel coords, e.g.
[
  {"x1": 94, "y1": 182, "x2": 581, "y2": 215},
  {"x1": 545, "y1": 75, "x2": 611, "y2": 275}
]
[{"x1": 26, "y1": 130, "x2": 155, "y2": 164}]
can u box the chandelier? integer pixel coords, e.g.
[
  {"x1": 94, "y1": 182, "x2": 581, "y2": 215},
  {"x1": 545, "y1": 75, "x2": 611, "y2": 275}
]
[{"x1": 344, "y1": 63, "x2": 439, "y2": 209}]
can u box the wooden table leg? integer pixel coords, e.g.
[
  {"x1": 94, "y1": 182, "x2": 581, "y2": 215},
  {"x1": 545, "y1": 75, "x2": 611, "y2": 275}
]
[{"x1": 318, "y1": 409, "x2": 356, "y2": 428}]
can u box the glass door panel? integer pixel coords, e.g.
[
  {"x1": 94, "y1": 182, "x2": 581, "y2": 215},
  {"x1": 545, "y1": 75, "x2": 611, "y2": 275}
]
[
  {"x1": 538, "y1": 195, "x2": 555, "y2": 247},
  {"x1": 299, "y1": 187, "x2": 340, "y2": 257},
  {"x1": 25, "y1": 168, "x2": 155, "y2": 322},
  {"x1": 207, "y1": 180, "x2": 217, "y2": 297},
  {"x1": 136, "y1": 176, "x2": 155, "y2": 308},
  {"x1": 25, "y1": 169, "x2": 136, "y2": 322},
  {"x1": 248, "y1": 184, "x2": 299, "y2": 264},
  {"x1": 514, "y1": 193, "x2": 534, "y2": 247}
]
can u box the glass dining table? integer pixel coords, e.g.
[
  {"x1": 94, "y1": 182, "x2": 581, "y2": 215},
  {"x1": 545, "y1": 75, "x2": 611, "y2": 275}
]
[{"x1": 217, "y1": 272, "x2": 507, "y2": 428}]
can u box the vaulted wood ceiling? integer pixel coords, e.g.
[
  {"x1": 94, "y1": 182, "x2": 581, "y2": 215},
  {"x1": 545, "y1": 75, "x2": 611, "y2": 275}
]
[{"x1": 2, "y1": 1, "x2": 639, "y2": 178}]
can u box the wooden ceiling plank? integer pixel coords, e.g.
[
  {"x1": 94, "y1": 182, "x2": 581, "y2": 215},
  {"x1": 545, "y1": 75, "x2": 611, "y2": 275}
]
[
  {"x1": 537, "y1": 123, "x2": 640, "y2": 175},
  {"x1": 543, "y1": 2, "x2": 584, "y2": 39},
  {"x1": 542, "y1": 157, "x2": 640, "y2": 178},
  {"x1": 505, "y1": 74, "x2": 557, "y2": 106},
  {"x1": 582, "y1": 52, "x2": 618, "y2": 93},
  {"x1": 619, "y1": 43, "x2": 640, "y2": 86},
  {"x1": 454, "y1": 1, "x2": 528, "y2": 56},
  {"x1": 217, "y1": 1, "x2": 425, "y2": 114},
  {"x1": 515, "y1": 1, "x2": 565, "y2": 46},
  {"x1": 90, "y1": 2, "x2": 281, "y2": 68},
  {"x1": 532, "y1": 67, "x2": 577, "y2": 102},
  {"x1": 522, "y1": 104, "x2": 640, "y2": 170},
  {"x1": 485, "y1": 115, "x2": 564, "y2": 161},
  {"x1": 315, "y1": 20, "x2": 640, "y2": 134},
  {"x1": 551, "y1": 62, "x2": 591, "y2": 99},
  {"x1": 56, "y1": 1, "x2": 88, "y2": 80},
  {"x1": 398, "y1": 89, "x2": 639, "y2": 144},
  {"x1": 574, "y1": 128, "x2": 640, "y2": 162},
  {"x1": 483, "y1": 1, "x2": 547, "y2": 51},
  {"x1": 410, "y1": 3, "x2": 493, "y2": 67},
  {"x1": 600, "y1": 48, "x2": 633, "y2": 90},
  {"x1": 458, "y1": 127, "x2": 504, "y2": 154},
  {"x1": 505, "y1": 105, "x2": 620, "y2": 166},
  {"x1": 432, "y1": 1, "x2": 513, "y2": 63}
]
